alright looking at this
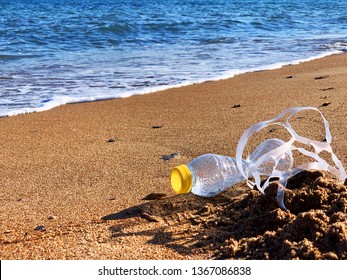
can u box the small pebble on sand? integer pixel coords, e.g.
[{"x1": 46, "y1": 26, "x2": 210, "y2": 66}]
[
  {"x1": 161, "y1": 152, "x2": 180, "y2": 161},
  {"x1": 34, "y1": 225, "x2": 46, "y2": 231},
  {"x1": 315, "y1": 75, "x2": 329, "y2": 80},
  {"x1": 320, "y1": 102, "x2": 331, "y2": 107}
]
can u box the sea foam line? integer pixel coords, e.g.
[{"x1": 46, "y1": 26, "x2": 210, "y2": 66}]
[{"x1": 1, "y1": 50, "x2": 343, "y2": 118}]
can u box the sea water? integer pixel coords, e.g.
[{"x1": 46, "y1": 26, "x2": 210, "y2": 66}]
[{"x1": 1, "y1": 0, "x2": 346, "y2": 117}]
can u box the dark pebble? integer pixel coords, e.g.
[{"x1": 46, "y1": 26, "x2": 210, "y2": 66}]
[
  {"x1": 107, "y1": 138, "x2": 116, "y2": 142},
  {"x1": 320, "y1": 102, "x2": 331, "y2": 107},
  {"x1": 161, "y1": 152, "x2": 180, "y2": 161},
  {"x1": 34, "y1": 225, "x2": 46, "y2": 231},
  {"x1": 152, "y1": 125, "x2": 163, "y2": 129},
  {"x1": 315, "y1": 75, "x2": 329, "y2": 80},
  {"x1": 286, "y1": 75, "x2": 294, "y2": 79},
  {"x1": 231, "y1": 104, "x2": 241, "y2": 108},
  {"x1": 161, "y1": 155, "x2": 171, "y2": 160}
]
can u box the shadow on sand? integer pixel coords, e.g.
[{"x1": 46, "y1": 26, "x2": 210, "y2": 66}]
[{"x1": 101, "y1": 171, "x2": 347, "y2": 259}]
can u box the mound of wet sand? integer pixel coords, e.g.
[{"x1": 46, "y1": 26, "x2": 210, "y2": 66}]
[{"x1": 109, "y1": 171, "x2": 347, "y2": 260}]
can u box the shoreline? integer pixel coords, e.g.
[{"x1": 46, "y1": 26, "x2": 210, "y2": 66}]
[
  {"x1": 1, "y1": 50, "x2": 343, "y2": 118},
  {"x1": 1, "y1": 52, "x2": 347, "y2": 259}
]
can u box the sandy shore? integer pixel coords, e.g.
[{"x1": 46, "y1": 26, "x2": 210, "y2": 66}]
[{"x1": 1, "y1": 53, "x2": 347, "y2": 260}]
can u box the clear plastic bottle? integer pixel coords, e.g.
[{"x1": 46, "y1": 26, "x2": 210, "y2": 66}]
[{"x1": 170, "y1": 138, "x2": 293, "y2": 197}]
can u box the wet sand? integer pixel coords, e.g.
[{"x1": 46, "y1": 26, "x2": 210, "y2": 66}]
[{"x1": 1, "y1": 53, "x2": 347, "y2": 259}]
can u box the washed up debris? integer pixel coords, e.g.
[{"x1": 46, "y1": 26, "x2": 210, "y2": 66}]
[
  {"x1": 162, "y1": 152, "x2": 180, "y2": 161},
  {"x1": 152, "y1": 125, "x2": 163, "y2": 129},
  {"x1": 236, "y1": 106, "x2": 347, "y2": 210},
  {"x1": 286, "y1": 75, "x2": 294, "y2": 79},
  {"x1": 169, "y1": 107, "x2": 346, "y2": 213},
  {"x1": 231, "y1": 104, "x2": 241, "y2": 108},
  {"x1": 107, "y1": 138, "x2": 116, "y2": 142}
]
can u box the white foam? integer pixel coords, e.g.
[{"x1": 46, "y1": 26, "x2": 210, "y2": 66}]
[{"x1": 1, "y1": 50, "x2": 343, "y2": 118}]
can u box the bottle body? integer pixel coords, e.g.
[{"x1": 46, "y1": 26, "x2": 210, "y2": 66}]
[
  {"x1": 170, "y1": 138, "x2": 293, "y2": 197},
  {"x1": 188, "y1": 154, "x2": 248, "y2": 197}
]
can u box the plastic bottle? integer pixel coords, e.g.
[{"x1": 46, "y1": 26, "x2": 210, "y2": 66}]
[{"x1": 170, "y1": 138, "x2": 293, "y2": 197}]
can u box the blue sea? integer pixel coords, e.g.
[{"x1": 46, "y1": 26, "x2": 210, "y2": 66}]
[{"x1": 1, "y1": 0, "x2": 347, "y2": 117}]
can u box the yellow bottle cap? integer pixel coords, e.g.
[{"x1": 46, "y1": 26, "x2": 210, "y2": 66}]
[{"x1": 170, "y1": 164, "x2": 192, "y2": 194}]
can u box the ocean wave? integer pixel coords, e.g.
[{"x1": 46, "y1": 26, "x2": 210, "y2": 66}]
[
  {"x1": 323, "y1": 42, "x2": 347, "y2": 52},
  {"x1": 0, "y1": 54, "x2": 39, "y2": 60},
  {"x1": 98, "y1": 23, "x2": 134, "y2": 34},
  {"x1": 1, "y1": 0, "x2": 347, "y2": 117},
  {"x1": 1, "y1": 50, "x2": 343, "y2": 118}
]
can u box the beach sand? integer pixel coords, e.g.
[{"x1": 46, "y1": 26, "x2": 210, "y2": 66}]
[{"x1": 1, "y1": 53, "x2": 347, "y2": 260}]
